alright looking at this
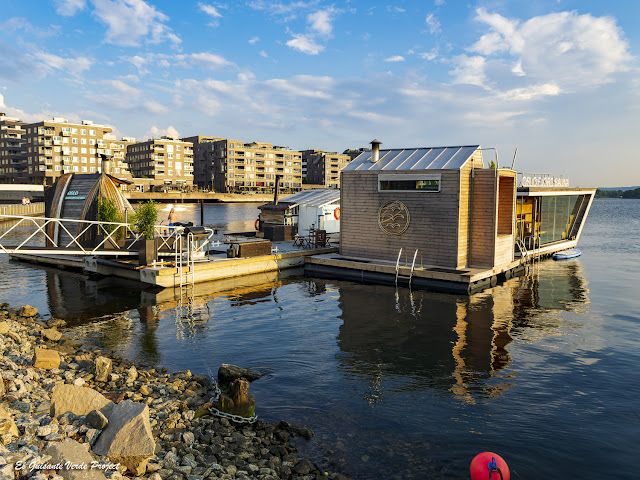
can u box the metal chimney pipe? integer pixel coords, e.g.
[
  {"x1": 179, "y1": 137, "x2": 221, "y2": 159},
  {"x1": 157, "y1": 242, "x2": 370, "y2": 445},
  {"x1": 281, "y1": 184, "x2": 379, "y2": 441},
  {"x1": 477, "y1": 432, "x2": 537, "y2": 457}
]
[
  {"x1": 99, "y1": 153, "x2": 111, "y2": 175},
  {"x1": 370, "y1": 139, "x2": 382, "y2": 163},
  {"x1": 274, "y1": 174, "x2": 282, "y2": 205}
]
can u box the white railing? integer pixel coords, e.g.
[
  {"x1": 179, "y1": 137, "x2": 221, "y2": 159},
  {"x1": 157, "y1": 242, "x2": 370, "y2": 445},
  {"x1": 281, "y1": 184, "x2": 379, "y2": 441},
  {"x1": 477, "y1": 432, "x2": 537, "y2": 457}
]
[{"x1": 0, "y1": 214, "x2": 213, "y2": 258}]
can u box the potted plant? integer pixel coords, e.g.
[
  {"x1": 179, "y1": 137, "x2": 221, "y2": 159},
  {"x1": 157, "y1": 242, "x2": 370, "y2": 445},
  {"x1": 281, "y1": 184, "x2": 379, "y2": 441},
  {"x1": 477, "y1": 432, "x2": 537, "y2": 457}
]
[
  {"x1": 133, "y1": 200, "x2": 158, "y2": 265},
  {"x1": 96, "y1": 197, "x2": 123, "y2": 248}
]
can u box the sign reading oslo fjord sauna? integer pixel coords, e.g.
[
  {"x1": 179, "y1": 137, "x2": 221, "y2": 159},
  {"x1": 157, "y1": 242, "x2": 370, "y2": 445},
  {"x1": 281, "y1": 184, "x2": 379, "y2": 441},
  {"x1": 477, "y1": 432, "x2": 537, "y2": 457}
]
[{"x1": 378, "y1": 201, "x2": 410, "y2": 235}]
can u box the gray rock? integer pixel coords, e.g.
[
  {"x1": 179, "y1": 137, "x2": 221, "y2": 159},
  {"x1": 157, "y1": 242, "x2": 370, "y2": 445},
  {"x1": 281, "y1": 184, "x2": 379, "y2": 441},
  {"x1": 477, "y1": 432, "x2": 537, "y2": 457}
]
[
  {"x1": 46, "y1": 438, "x2": 107, "y2": 480},
  {"x1": 72, "y1": 378, "x2": 85, "y2": 387},
  {"x1": 86, "y1": 409, "x2": 109, "y2": 429},
  {"x1": 218, "y1": 364, "x2": 265, "y2": 385},
  {"x1": 93, "y1": 400, "x2": 156, "y2": 476}
]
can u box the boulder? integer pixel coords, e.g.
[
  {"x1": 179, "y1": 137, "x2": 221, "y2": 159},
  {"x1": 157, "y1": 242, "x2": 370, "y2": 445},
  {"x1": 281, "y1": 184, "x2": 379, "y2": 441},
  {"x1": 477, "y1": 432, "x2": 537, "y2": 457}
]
[
  {"x1": 41, "y1": 328, "x2": 63, "y2": 342},
  {"x1": 18, "y1": 305, "x2": 38, "y2": 317},
  {"x1": 218, "y1": 364, "x2": 265, "y2": 385},
  {"x1": 93, "y1": 400, "x2": 156, "y2": 476},
  {"x1": 0, "y1": 406, "x2": 19, "y2": 437},
  {"x1": 0, "y1": 321, "x2": 8, "y2": 335},
  {"x1": 50, "y1": 384, "x2": 113, "y2": 417},
  {"x1": 33, "y1": 348, "x2": 60, "y2": 370},
  {"x1": 46, "y1": 438, "x2": 107, "y2": 480},
  {"x1": 94, "y1": 356, "x2": 112, "y2": 383}
]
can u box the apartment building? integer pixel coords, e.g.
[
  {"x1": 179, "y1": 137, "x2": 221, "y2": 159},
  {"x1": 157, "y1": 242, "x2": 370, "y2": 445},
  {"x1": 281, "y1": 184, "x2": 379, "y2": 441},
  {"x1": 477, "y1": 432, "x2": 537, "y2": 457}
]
[
  {"x1": 106, "y1": 135, "x2": 135, "y2": 181},
  {"x1": 302, "y1": 149, "x2": 352, "y2": 188},
  {"x1": 20, "y1": 118, "x2": 113, "y2": 185},
  {"x1": 126, "y1": 137, "x2": 194, "y2": 190},
  {"x1": 181, "y1": 135, "x2": 223, "y2": 190},
  {"x1": 200, "y1": 139, "x2": 303, "y2": 193},
  {"x1": 0, "y1": 114, "x2": 27, "y2": 184}
]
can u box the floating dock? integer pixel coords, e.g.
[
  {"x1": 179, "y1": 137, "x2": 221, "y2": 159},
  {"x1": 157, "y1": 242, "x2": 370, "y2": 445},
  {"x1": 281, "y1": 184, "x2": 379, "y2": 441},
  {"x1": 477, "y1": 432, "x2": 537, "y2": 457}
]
[{"x1": 9, "y1": 241, "x2": 337, "y2": 288}]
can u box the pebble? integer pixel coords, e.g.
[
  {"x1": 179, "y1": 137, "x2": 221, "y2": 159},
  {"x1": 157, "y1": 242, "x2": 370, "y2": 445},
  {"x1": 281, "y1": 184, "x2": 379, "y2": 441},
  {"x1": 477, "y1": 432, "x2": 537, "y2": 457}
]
[{"x1": 0, "y1": 304, "x2": 350, "y2": 480}]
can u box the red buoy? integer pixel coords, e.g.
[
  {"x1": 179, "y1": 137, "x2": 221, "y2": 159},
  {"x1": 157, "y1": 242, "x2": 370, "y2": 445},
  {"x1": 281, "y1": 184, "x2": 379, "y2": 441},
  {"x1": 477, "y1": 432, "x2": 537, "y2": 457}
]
[{"x1": 470, "y1": 452, "x2": 510, "y2": 480}]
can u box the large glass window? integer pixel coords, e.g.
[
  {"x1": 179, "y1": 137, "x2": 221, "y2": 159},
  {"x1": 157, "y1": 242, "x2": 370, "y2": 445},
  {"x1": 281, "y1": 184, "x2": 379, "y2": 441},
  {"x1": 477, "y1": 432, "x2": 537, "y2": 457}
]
[{"x1": 538, "y1": 195, "x2": 582, "y2": 245}]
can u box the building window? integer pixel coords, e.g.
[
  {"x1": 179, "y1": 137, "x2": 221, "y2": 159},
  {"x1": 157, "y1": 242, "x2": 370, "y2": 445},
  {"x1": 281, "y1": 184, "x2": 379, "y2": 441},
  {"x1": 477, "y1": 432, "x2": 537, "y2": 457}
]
[
  {"x1": 81, "y1": 129, "x2": 86, "y2": 135},
  {"x1": 81, "y1": 138, "x2": 87, "y2": 145},
  {"x1": 72, "y1": 138, "x2": 78, "y2": 144},
  {"x1": 377, "y1": 174, "x2": 441, "y2": 192},
  {"x1": 89, "y1": 129, "x2": 95, "y2": 136}
]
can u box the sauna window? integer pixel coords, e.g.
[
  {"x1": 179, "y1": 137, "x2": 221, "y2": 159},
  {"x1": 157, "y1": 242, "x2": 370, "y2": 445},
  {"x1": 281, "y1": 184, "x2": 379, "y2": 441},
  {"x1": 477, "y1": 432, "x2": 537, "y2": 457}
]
[{"x1": 378, "y1": 174, "x2": 441, "y2": 192}]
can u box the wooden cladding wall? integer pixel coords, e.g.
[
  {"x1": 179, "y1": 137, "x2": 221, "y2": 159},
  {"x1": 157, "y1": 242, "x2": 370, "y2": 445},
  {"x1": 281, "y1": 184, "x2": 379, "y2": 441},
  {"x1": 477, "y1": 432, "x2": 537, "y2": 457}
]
[
  {"x1": 456, "y1": 163, "x2": 472, "y2": 268},
  {"x1": 340, "y1": 170, "x2": 461, "y2": 267},
  {"x1": 468, "y1": 170, "x2": 497, "y2": 267},
  {"x1": 497, "y1": 176, "x2": 515, "y2": 235}
]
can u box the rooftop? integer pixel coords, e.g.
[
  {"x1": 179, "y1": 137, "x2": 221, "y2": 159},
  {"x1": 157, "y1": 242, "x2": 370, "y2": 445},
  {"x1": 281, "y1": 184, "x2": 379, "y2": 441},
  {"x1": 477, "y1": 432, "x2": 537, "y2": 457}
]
[{"x1": 344, "y1": 145, "x2": 481, "y2": 171}]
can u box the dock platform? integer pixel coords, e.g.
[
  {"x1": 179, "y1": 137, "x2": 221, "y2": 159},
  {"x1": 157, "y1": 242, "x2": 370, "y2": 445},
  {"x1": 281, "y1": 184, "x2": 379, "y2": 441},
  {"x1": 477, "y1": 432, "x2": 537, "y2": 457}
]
[
  {"x1": 305, "y1": 253, "x2": 525, "y2": 294},
  {"x1": 9, "y1": 241, "x2": 338, "y2": 288}
]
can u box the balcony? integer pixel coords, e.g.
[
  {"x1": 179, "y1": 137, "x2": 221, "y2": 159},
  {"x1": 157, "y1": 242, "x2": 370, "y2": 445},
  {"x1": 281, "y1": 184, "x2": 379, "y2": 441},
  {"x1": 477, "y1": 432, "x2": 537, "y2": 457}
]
[{"x1": 61, "y1": 131, "x2": 70, "y2": 137}]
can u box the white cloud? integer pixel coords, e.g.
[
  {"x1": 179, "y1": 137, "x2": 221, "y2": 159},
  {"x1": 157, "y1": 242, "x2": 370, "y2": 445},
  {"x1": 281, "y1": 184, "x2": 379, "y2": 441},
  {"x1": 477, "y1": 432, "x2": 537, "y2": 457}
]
[
  {"x1": 0, "y1": 92, "x2": 76, "y2": 123},
  {"x1": 199, "y1": 3, "x2": 222, "y2": 18},
  {"x1": 449, "y1": 55, "x2": 486, "y2": 86},
  {"x1": 286, "y1": 34, "x2": 324, "y2": 55},
  {"x1": 143, "y1": 101, "x2": 168, "y2": 114},
  {"x1": 53, "y1": 0, "x2": 87, "y2": 16},
  {"x1": 249, "y1": 36, "x2": 260, "y2": 44},
  {"x1": 425, "y1": 13, "x2": 441, "y2": 35},
  {"x1": 385, "y1": 56, "x2": 405, "y2": 63},
  {"x1": 387, "y1": 6, "x2": 405, "y2": 13},
  {"x1": 419, "y1": 49, "x2": 438, "y2": 61},
  {"x1": 308, "y1": 9, "x2": 334, "y2": 37},
  {"x1": 90, "y1": 0, "x2": 181, "y2": 47},
  {"x1": 265, "y1": 75, "x2": 334, "y2": 99},
  {"x1": 468, "y1": 8, "x2": 632, "y2": 89},
  {"x1": 32, "y1": 51, "x2": 93, "y2": 77},
  {"x1": 496, "y1": 83, "x2": 561, "y2": 101},
  {"x1": 107, "y1": 79, "x2": 140, "y2": 97},
  {"x1": 189, "y1": 52, "x2": 234, "y2": 69},
  {"x1": 259, "y1": 50, "x2": 268, "y2": 58},
  {"x1": 434, "y1": 0, "x2": 445, "y2": 5},
  {"x1": 145, "y1": 125, "x2": 180, "y2": 140},
  {"x1": 247, "y1": 1, "x2": 313, "y2": 19}
]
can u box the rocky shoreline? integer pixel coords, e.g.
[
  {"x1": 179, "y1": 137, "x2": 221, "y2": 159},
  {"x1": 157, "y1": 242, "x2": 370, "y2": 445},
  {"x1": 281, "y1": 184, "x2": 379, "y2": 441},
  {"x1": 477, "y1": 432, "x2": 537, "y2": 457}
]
[{"x1": 0, "y1": 304, "x2": 350, "y2": 480}]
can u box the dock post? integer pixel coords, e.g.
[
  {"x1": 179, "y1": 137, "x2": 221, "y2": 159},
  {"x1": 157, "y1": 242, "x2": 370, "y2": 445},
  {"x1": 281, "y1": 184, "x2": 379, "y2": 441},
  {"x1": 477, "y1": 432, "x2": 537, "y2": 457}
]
[{"x1": 200, "y1": 199, "x2": 204, "y2": 226}]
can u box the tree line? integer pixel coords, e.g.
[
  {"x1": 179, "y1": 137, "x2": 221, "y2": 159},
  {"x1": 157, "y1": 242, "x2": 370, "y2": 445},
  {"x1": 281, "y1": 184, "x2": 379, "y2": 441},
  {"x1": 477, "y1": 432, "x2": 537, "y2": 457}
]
[{"x1": 596, "y1": 187, "x2": 640, "y2": 198}]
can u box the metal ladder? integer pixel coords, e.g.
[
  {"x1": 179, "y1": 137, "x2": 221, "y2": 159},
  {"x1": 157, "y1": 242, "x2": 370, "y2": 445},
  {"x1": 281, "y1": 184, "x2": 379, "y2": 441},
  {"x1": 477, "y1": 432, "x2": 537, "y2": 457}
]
[
  {"x1": 395, "y1": 248, "x2": 421, "y2": 288},
  {"x1": 175, "y1": 232, "x2": 195, "y2": 290}
]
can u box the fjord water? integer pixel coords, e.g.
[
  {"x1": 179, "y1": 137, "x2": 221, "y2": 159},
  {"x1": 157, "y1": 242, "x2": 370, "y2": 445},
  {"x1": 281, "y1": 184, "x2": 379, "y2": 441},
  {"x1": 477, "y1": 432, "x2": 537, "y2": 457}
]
[{"x1": 1, "y1": 199, "x2": 638, "y2": 479}]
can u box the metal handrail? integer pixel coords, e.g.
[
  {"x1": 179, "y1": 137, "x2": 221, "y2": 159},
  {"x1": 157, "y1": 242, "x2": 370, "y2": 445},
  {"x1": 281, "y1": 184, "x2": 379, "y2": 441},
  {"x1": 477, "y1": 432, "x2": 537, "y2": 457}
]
[
  {"x1": 395, "y1": 247, "x2": 403, "y2": 283},
  {"x1": 0, "y1": 213, "x2": 213, "y2": 258}
]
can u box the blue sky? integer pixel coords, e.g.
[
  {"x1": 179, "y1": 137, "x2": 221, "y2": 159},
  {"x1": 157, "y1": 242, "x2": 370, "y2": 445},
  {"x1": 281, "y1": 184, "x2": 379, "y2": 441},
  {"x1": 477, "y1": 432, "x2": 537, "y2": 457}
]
[{"x1": 1, "y1": 0, "x2": 638, "y2": 186}]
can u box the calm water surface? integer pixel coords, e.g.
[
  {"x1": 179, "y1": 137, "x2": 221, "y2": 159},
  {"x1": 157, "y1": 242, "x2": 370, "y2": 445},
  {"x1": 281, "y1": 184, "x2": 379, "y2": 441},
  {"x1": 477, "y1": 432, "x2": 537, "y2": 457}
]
[{"x1": 0, "y1": 199, "x2": 638, "y2": 479}]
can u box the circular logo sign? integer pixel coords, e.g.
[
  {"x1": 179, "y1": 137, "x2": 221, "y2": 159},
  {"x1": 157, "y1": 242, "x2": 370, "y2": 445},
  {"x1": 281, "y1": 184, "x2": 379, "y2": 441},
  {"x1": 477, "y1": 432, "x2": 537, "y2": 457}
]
[{"x1": 378, "y1": 201, "x2": 410, "y2": 235}]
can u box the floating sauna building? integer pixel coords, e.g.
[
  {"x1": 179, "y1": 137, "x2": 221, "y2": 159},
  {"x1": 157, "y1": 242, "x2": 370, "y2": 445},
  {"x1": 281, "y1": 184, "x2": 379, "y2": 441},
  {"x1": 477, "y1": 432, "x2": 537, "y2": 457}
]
[
  {"x1": 45, "y1": 156, "x2": 135, "y2": 248},
  {"x1": 305, "y1": 141, "x2": 596, "y2": 293}
]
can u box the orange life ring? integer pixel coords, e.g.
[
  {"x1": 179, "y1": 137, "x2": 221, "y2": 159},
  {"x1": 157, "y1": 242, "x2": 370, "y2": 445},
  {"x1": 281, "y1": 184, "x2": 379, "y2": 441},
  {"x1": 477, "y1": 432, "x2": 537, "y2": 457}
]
[
  {"x1": 255, "y1": 218, "x2": 260, "y2": 230},
  {"x1": 334, "y1": 207, "x2": 340, "y2": 220}
]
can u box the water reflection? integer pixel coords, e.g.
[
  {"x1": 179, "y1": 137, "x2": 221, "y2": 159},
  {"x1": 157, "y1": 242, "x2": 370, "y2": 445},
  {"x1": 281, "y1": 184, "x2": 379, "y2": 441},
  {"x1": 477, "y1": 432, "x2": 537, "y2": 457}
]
[{"x1": 335, "y1": 259, "x2": 590, "y2": 404}]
